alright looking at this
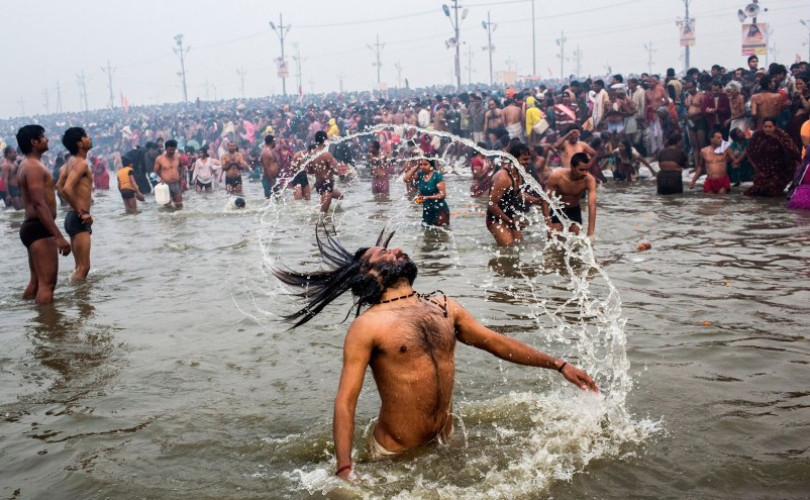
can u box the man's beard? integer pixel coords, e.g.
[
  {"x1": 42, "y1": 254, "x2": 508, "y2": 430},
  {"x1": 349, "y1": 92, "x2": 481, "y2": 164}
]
[{"x1": 376, "y1": 256, "x2": 419, "y2": 296}]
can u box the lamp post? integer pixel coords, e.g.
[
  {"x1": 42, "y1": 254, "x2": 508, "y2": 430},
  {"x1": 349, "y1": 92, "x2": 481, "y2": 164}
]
[
  {"x1": 482, "y1": 12, "x2": 496, "y2": 86},
  {"x1": 442, "y1": 1, "x2": 468, "y2": 90},
  {"x1": 269, "y1": 14, "x2": 291, "y2": 96}
]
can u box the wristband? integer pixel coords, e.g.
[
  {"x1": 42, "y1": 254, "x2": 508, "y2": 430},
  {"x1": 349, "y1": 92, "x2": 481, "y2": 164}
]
[
  {"x1": 557, "y1": 361, "x2": 567, "y2": 373},
  {"x1": 80, "y1": 209, "x2": 90, "y2": 216},
  {"x1": 335, "y1": 464, "x2": 352, "y2": 476}
]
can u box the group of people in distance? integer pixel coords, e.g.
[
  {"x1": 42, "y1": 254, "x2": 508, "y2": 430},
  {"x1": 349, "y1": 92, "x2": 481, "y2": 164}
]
[{"x1": 5, "y1": 55, "x2": 810, "y2": 486}]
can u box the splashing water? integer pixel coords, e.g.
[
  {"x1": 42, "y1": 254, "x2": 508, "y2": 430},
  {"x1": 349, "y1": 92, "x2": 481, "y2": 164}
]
[{"x1": 245, "y1": 125, "x2": 661, "y2": 499}]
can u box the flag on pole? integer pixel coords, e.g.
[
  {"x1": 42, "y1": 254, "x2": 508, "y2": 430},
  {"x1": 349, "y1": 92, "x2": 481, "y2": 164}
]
[{"x1": 120, "y1": 92, "x2": 130, "y2": 114}]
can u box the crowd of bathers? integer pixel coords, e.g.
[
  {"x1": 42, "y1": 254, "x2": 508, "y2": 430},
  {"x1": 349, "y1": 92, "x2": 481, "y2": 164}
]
[{"x1": 3, "y1": 55, "x2": 810, "y2": 214}]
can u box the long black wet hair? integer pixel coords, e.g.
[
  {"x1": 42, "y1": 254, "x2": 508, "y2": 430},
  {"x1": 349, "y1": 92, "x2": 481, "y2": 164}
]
[{"x1": 273, "y1": 224, "x2": 400, "y2": 328}]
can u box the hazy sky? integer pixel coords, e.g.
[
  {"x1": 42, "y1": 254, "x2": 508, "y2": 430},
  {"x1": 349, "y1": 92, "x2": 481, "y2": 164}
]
[{"x1": 2, "y1": 0, "x2": 808, "y2": 118}]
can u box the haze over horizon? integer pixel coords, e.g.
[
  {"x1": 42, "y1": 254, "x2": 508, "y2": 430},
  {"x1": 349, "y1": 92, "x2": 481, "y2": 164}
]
[{"x1": 2, "y1": 0, "x2": 807, "y2": 118}]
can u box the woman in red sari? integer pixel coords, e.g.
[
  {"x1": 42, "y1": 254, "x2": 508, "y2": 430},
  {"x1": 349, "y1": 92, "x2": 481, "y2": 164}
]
[{"x1": 744, "y1": 119, "x2": 801, "y2": 197}]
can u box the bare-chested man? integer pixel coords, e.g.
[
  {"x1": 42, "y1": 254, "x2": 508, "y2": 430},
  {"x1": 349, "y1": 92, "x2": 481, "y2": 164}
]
[
  {"x1": 502, "y1": 97, "x2": 524, "y2": 140},
  {"x1": 689, "y1": 131, "x2": 734, "y2": 194},
  {"x1": 645, "y1": 75, "x2": 668, "y2": 114},
  {"x1": 543, "y1": 152, "x2": 597, "y2": 238},
  {"x1": 2, "y1": 146, "x2": 23, "y2": 209},
  {"x1": 368, "y1": 140, "x2": 391, "y2": 195},
  {"x1": 725, "y1": 81, "x2": 748, "y2": 133},
  {"x1": 309, "y1": 131, "x2": 343, "y2": 213},
  {"x1": 260, "y1": 135, "x2": 279, "y2": 199},
  {"x1": 220, "y1": 140, "x2": 248, "y2": 195},
  {"x1": 15, "y1": 125, "x2": 71, "y2": 304},
  {"x1": 58, "y1": 127, "x2": 95, "y2": 283},
  {"x1": 154, "y1": 139, "x2": 183, "y2": 208},
  {"x1": 553, "y1": 125, "x2": 597, "y2": 169},
  {"x1": 750, "y1": 75, "x2": 785, "y2": 128},
  {"x1": 483, "y1": 98, "x2": 503, "y2": 146},
  {"x1": 273, "y1": 228, "x2": 598, "y2": 480}
]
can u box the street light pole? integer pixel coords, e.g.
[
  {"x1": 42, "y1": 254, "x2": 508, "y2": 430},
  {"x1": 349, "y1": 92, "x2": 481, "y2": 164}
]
[
  {"x1": 367, "y1": 34, "x2": 385, "y2": 89},
  {"x1": 482, "y1": 12, "x2": 495, "y2": 86},
  {"x1": 443, "y1": 1, "x2": 465, "y2": 90},
  {"x1": 269, "y1": 14, "x2": 291, "y2": 96},
  {"x1": 173, "y1": 34, "x2": 189, "y2": 102}
]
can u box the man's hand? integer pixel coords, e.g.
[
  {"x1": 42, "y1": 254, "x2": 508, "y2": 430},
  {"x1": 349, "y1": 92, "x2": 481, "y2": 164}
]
[
  {"x1": 560, "y1": 363, "x2": 599, "y2": 392},
  {"x1": 56, "y1": 236, "x2": 72, "y2": 256}
]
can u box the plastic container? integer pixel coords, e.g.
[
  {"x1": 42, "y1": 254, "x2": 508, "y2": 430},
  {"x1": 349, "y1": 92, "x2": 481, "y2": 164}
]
[{"x1": 154, "y1": 183, "x2": 171, "y2": 205}]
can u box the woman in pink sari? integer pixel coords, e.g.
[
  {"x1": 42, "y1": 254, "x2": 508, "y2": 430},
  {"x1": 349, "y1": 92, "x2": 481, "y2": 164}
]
[{"x1": 787, "y1": 145, "x2": 810, "y2": 210}]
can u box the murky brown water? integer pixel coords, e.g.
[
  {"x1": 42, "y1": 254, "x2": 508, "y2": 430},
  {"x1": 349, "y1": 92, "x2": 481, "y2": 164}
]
[{"x1": 1, "y1": 173, "x2": 809, "y2": 499}]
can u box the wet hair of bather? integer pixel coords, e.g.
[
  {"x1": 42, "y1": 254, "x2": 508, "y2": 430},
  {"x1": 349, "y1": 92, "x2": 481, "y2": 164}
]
[{"x1": 273, "y1": 225, "x2": 418, "y2": 328}]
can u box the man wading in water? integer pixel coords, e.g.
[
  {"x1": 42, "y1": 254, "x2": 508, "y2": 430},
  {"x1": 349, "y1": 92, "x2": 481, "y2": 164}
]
[{"x1": 274, "y1": 227, "x2": 599, "y2": 481}]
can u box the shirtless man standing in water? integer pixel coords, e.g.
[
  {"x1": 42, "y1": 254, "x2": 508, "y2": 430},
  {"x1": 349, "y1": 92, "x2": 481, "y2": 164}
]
[
  {"x1": 16, "y1": 125, "x2": 71, "y2": 304},
  {"x1": 502, "y1": 97, "x2": 524, "y2": 141},
  {"x1": 483, "y1": 98, "x2": 503, "y2": 146},
  {"x1": 368, "y1": 140, "x2": 391, "y2": 195},
  {"x1": 260, "y1": 135, "x2": 279, "y2": 198},
  {"x1": 220, "y1": 141, "x2": 248, "y2": 195},
  {"x1": 309, "y1": 131, "x2": 343, "y2": 213},
  {"x1": 2, "y1": 146, "x2": 23, "y2": 209},
  {"x1": 543, "y1": 152, "x2": 597, "y2": 238},
  {"x1": 154, "y1": 139, "x2": 183, "y2": 208},
  {"x1": 274, "y1": 228, "x2": 598, "y2": 481},
  {"x1": 689, "y1": 131, "x2": 734, "y2": 194},
  {"x1": 58, "y1": 127, "x2": 95, "y2": 282},
  {"x1": 553, "y1": 125, "x2": 597, "y2": 169}
]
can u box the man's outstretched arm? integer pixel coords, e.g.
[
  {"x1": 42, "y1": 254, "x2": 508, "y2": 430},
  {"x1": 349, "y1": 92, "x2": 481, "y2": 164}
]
[
  {"x1": 333, "y1": 316, "x2": 374, "y2": 479},
  {"x1": 450, "y1": 299, "x2": 599, "y2": 392}
]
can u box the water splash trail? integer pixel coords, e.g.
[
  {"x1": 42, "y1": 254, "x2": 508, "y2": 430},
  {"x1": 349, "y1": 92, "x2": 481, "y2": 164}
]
[{"x1": 244, "y1": 125, "x2": 660, "y2": 499}]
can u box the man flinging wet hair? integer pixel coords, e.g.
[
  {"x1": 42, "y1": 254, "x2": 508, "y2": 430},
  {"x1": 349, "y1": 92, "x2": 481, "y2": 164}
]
[{"x1": 274, "y1": 225, "x2": 599, "y2": 481}]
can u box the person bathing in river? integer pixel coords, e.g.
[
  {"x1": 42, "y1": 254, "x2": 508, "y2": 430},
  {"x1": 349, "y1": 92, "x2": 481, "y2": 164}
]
[
  {"x1": 310, "y1": 131, "x2": 344, "y2": 214},
  {"x1": 543, "y1": 152, "x2": 597, "y2": 239},
  {"x1": 486, "y1": 142, "x2": 542, "y2": 247},
  {"x1": 368, "y1": 140, "x2": 391, "y2": 195},
  {"x1": 403, "y1": 158, "x2": 449, "y2": 227},
  {"x1": 689, "y1": 131, "x2": 735, "y2": 194},
  {"x1": 273, "y1": 227, "x2": 599, "y2": 481}
]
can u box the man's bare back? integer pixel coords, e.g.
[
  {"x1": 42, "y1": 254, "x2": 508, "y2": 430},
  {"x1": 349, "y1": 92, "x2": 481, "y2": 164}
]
[
  {"x1": 751, "y1": 92, "x2": 783, "y2": 122},
  {"x1": 503, "y1": 104, "x2": 522, "y2": 125},
  {"x1": 261, "y1": 147, "x2": 278, "y2": 179},
  {"x1": 309, "y1": 150, "x2": 337, "y2": 182}
]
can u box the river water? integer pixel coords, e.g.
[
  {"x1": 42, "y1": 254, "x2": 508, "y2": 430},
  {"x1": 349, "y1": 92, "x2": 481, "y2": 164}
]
[{"x1": 1, "y1": 169, "x2": 808, "y2": 499}]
